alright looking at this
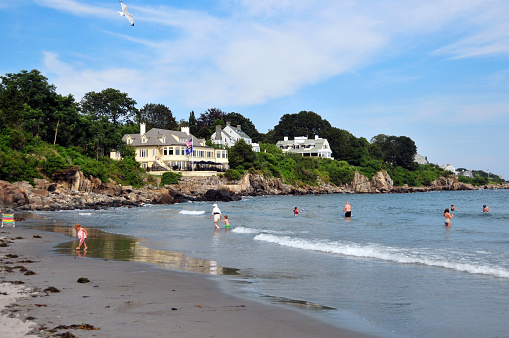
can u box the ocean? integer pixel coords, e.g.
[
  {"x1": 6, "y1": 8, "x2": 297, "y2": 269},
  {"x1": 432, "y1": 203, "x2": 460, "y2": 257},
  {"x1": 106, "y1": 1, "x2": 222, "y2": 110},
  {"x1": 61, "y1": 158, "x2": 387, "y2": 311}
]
[{"x1": 29, "y1": 189, "x2": 509, "y2": 337}]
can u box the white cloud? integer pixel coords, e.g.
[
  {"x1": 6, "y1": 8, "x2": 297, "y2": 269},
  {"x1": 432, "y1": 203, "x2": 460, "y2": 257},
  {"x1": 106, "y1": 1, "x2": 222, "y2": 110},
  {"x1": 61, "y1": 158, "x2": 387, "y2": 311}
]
[
  {"x1": 37, "y1": 0, "x2": 509, "y2": 110},
  {"x1": 35, "y1": 0, "x2": 112, "y2": 18}
]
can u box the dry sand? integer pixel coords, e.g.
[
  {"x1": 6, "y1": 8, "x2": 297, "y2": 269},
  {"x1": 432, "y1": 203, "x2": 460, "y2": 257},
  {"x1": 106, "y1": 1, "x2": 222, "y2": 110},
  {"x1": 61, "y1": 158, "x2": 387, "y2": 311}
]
[{"x1": 1, "y1": 226, "x2": 369, "y2": 337}]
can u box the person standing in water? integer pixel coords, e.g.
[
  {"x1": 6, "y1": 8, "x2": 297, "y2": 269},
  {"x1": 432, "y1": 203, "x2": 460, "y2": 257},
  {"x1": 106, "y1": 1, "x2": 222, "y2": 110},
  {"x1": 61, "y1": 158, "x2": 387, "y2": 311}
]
[
  {"x1": 221, "y1": 215, "x2": 230, "y2": 228},
  {"x1": 74, "y1": 223, "x2": 88, "y2": 250},
  {"x1": 343, "y1": 202, "x2": 352, "y2": 218},
  {"x1": 444, "y1": 208, "x2": 453, "y2": 227},
  {"x1": 208, "y1": 203, "x2": 222, "y2": 229},
  {"x1": 483, "y1": 205, "x2": 491, "y2": 212}
]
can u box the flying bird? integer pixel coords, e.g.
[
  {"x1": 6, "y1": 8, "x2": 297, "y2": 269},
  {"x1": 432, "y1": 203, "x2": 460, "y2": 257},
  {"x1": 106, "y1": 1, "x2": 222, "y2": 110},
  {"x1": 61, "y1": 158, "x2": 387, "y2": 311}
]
[{"x1": 118, "y1": 0, "x2": 134, "y2": 26}]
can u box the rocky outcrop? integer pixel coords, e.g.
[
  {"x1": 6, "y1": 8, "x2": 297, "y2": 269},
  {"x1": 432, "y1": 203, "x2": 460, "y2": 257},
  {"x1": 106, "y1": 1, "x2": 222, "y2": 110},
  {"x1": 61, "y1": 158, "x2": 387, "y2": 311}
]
[
  {"x1": 0, "y1": 180, "x2": 30, "y2": 209},
  {"x1": 1, "y1": 170, "x2": 507, "y2": 211}
]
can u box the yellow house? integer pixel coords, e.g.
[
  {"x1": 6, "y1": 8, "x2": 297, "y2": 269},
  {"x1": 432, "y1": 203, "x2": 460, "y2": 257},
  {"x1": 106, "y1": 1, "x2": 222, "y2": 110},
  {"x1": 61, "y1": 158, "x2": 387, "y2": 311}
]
[{"x1": 111, "y1": 124, "x2": 229, "y2": 173}]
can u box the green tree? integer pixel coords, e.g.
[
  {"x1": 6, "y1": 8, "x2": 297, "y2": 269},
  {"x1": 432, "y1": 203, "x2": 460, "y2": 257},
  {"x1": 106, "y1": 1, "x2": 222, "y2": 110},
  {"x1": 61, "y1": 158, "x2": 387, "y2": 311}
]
[
  {"x1": 0, "y1": 69, "x2": 79, "y2": 146},
  {"x1": 224, "y1": 112, "x2": 260, "y2": 142},
  {"x1": 272, "y1": 111, "x2": 331, "y2": 142},
  {"x1": 371, "y1": 134, "x2": 417, "y2": 170},
  {"x1": 188, "y1": 111, "x2": 197, "y2": 135},
  {"x1": 229, "y1": 138, "x2": 256, "y2": 169},
  {"x1": 139, "y1": 103, "x2": 178, "y2": 131},
  {"x1": 80, "y1": 88, "x2": 137, "y2": 126}
]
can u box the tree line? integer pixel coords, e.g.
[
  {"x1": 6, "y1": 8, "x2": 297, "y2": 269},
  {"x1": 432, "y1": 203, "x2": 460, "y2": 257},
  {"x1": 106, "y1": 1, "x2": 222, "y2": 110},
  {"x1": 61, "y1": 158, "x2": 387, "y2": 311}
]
[{"x1": 0, "y1": 69, "x2": 504, "y2": 187}]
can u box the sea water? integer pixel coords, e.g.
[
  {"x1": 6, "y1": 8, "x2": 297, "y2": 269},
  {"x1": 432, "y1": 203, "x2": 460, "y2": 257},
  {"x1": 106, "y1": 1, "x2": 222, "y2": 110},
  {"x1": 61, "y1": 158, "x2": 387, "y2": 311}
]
[{"x1": 34, "y1": 189, "x2": 509, "y2": 337}]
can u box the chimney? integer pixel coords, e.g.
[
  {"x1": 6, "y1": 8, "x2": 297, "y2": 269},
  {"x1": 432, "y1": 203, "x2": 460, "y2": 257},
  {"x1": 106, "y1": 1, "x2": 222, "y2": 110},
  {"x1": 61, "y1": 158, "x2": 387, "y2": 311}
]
[
  {"x1": 215, "y1": 125, "x2": 222, "y2": 140},
  {"x1": 181, "y1": 127, "x2": 190, "y2": 135},
  {"x1": 237, "y1": 125, "x2": 241, "y2": 130},
  {"x1": 140, "y1": 123, "x2": 146, "y2": 135},
  {"x1": 315, "y1": 135, "x2": 319, "y2": 140},
  {"x1": 284, "y1": 136, "x2": 288, "y2": 141},
  {"x1": 226, "y1": 121, "x2": 231, "y2": 127}
]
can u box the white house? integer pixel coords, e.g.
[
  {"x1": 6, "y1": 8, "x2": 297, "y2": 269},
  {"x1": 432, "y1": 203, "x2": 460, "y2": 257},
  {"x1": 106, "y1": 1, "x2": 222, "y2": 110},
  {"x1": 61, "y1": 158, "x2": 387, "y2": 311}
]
[
  {"x1": 442, "y1": 164, "x2": 457, "y2": 175},
  {"x1": 211, "y1": 122, "x2": 260, "y2": 152},
  {"x1": 276, "y1": 136, "x2": 333, "y2": 159},
  {"x1": 414, "y1": 153, "x2": 429, "y2": 165},
  {"x1": 111, "y1": 124, "x2": 229, "y2": 173}
]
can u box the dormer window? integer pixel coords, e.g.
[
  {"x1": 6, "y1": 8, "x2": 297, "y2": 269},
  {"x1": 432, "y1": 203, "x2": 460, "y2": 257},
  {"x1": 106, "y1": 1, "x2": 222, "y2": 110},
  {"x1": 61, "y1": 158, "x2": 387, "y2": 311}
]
[
  {"x1": 159, "y1": 136, "x2": 166, "y2": 143},
  {"x1": 141, "y1": 136, "x2": 147, "y2": 143}
]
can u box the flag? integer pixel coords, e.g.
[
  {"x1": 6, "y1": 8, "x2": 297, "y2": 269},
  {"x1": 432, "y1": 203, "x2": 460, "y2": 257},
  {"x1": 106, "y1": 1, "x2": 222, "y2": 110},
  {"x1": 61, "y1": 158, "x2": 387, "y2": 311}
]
[{"x1": 186, "y1": 138, "x2": 193, "y2": 155}]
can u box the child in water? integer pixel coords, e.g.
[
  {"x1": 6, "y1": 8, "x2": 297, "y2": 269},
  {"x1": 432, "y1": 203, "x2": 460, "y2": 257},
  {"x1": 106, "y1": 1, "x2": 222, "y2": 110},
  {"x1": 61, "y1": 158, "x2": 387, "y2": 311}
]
[
  {"x1": 294, "y1": 207, "x2": 303, "y2": 216},
  {"x1": 221, "y1": 215, "x2": 230, "y2": 228},
  {"x1": 74, "y1": 223, "x2": 88, "y2": 250}
]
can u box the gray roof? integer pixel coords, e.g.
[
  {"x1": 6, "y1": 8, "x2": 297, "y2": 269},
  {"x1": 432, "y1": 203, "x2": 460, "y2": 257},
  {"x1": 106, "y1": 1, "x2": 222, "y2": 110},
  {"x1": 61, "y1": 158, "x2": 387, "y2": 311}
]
[
  {"x1": 122, "y1": 128, "x2": 205, "y2": 147},
  {"x1": 276, "y1": 138, "x2": 330, "y2": 154},
  {"x1": 228, "y1": 126, "x2": 251, "y2": 140}
]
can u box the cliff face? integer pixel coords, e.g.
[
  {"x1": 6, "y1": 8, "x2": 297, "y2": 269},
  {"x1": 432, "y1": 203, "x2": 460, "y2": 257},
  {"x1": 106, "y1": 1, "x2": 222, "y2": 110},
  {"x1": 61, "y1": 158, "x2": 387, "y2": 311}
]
[{"x1": 1, "y1": 171, "x2": 507, "y2": 211}]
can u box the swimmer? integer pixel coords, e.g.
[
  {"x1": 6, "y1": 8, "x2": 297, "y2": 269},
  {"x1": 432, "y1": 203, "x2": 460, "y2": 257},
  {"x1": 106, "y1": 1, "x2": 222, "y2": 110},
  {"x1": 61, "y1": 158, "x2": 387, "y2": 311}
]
[
  {"x1": 483, "y1": 205, "x2": 491, "y2": 212},
  {"x1": 343, "y1": 202, "x2": 352, "y2": 218},
  {"x1": 451, "y1": 204, "x2": 457, "y2": 211},
  {"x1": 294, "y1": 207, "x2": 303, "y2": 216},
  {"x1": 444, "y1": 208, "x2": 453, "y2": 227}
]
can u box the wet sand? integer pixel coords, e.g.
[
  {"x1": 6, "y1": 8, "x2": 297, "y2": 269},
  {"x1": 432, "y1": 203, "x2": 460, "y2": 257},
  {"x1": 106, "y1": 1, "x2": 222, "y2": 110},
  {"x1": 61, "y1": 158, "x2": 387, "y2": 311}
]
[{"x1": 0, "y1": 223, "x2": 369, "y2": 337}]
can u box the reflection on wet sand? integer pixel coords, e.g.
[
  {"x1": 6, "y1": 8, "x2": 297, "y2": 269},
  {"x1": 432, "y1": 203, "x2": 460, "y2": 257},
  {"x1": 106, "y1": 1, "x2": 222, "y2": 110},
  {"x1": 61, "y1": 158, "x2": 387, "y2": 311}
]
[{"x1": 28, "y1": 222, "x2": 238, "y2": 276}]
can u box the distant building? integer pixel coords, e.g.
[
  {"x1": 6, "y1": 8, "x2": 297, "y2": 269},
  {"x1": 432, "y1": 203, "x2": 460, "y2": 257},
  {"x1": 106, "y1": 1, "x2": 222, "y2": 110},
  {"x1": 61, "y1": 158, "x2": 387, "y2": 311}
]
[
  {"x1": 456, "y1": 168, "x2": 474, "y2": 178},
  {"x1": 276, "y1": 136, "x2": 333, "y2": 159},
  {"x1": 414, "y1": 153, "x2": 429, "y2": 165},
  {"x1": 211, "y1": 121, "x2": 260, "y2": 152},
  {"x1": 111, "y1": 123, "x2": 228, "y2": 173},
  {"x1": 441, "y1": 164, "x2": 457, "y2": 175}
]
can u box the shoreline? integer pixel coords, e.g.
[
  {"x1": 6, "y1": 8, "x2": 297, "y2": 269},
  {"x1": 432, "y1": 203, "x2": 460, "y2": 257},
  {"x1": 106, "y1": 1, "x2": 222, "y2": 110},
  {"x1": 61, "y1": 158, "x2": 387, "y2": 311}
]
[{"x1": 1, "y1": 218, "x2": 371, "y2": 337}]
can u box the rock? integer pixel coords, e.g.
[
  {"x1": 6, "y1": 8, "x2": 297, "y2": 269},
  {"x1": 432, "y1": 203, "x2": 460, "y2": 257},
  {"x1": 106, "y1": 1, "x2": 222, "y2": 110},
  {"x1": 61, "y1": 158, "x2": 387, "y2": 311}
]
[{"x1": 371, "y1": 170, "x2": 393, "y2": 193}]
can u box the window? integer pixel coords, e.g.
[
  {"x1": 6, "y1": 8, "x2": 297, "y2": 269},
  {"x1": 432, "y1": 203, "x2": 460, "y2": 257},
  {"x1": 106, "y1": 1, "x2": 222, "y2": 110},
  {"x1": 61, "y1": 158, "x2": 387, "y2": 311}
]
[
  {"x1": 176, "y1": 148, "x2": 180, "y2": 155},
  {"x1": 163, "y1": 147, "x2": 173, "y2": 156},
  {"x1": 140, "y1": 149, "x2": 148, "y2": 158}
]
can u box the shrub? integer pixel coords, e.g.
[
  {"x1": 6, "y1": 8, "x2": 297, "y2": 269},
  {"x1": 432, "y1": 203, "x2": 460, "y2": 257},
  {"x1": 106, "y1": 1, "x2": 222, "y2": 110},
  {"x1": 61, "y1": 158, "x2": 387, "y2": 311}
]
[
  {"x1": 224, "y1": 169, "x2": 242, "y2": 181},
  {"x1": 160, "y1": 171, "x2": 182, "y2": 185}
]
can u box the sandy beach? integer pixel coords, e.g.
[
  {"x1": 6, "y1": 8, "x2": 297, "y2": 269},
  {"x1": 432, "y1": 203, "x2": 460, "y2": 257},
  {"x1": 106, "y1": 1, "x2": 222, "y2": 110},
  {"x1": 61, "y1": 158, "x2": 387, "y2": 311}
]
[{"x1": 0, "y1": 224, "x2": 367, "y2": 337}]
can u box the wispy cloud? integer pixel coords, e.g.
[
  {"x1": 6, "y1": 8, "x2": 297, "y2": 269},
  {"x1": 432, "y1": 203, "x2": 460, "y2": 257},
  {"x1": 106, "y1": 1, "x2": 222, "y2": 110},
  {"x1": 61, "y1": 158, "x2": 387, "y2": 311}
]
[
  {"x1": 35, "y1": 0, "x2": 112, "y2": 18},
  {"x1": 36, "y1": 0, "x2": 509, "y2": 109}
]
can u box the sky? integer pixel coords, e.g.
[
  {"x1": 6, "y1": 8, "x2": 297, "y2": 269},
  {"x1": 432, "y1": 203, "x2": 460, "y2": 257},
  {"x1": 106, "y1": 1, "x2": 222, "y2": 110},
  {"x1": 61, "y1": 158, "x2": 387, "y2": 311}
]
[{"x1": 1, "y1": 0, "x2": 509, "y2": 179}]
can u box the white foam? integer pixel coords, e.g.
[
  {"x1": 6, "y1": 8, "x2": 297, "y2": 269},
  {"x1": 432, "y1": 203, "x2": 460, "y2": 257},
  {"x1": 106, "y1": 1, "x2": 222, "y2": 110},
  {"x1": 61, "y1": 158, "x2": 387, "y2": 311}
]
[
  {"x1": 254, "y1": 233, "x2": 509, "y2": 279},
  {"x1": 178, "y1": 210, "x2": 206, "y2": 215},
  {"x1": 78, "y1": 212, "x2": 92, "y2": 216},
  {"x1": 232, "y1": 226, "x2": 260, "y2": 234}
]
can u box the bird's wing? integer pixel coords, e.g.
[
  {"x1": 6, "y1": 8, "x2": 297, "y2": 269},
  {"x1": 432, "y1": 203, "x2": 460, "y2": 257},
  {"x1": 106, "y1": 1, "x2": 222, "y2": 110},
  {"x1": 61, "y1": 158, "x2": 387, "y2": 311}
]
[
  {"x1": 120, "y1": 1, "x2": 128, "y2": 14},
  {"x1": 126, "y1": 13, "x2": 134, "y2": 26}
]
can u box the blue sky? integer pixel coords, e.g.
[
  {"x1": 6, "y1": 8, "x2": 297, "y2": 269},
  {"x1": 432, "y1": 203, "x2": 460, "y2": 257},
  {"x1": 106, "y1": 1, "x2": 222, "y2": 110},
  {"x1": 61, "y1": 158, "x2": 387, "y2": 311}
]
[{"x1": 2, "y1": 0, "x2": 509, "y2": 179}]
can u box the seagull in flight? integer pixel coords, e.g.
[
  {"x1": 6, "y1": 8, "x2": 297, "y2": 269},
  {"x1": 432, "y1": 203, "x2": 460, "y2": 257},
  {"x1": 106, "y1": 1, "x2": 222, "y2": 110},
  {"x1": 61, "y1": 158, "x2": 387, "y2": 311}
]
[{"x1": 118, "y1": 0, "x2": 134, "y2": 26}]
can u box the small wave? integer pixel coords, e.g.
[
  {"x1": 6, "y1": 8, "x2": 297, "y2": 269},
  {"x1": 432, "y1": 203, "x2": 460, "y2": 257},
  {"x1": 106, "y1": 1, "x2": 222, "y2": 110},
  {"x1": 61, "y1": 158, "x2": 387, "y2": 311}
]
[
  {"x1": 78, "y1": 212, "x2": 92, "y2": 216},
  {"x1": 232, "y1": 226, "x2": 260, "y2": 234},
  {"x1": 254, "y1": 234, "x2": 509, "y2": 279},
  {"x1": 178, "y1": 210, "x2": 206, "y2": 215},
  {"x1": 231, "y1": 227, "x2": 295, "y2": 235}
]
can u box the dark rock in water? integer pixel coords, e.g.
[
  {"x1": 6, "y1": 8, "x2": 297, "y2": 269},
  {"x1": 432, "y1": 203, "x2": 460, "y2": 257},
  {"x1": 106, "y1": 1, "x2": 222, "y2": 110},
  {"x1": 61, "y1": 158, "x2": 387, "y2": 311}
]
[
  {"x1": 77, "y1": 277, "x2": 90, "y2": 283},
  {"x1": 43, "y1": 286, "x2": 60, "y2": 293},
  {"x1": 204, "y1": 189, "x2": 239, "y2": 202}
]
